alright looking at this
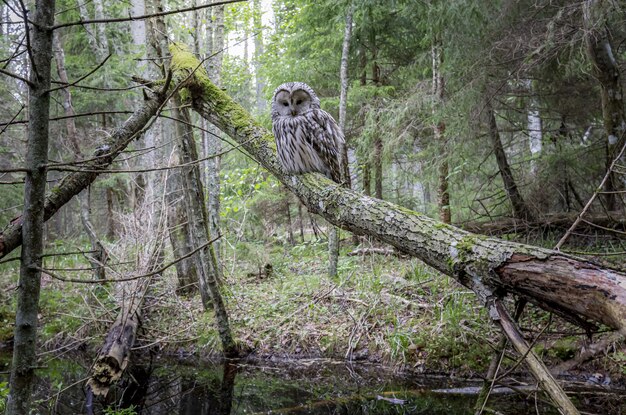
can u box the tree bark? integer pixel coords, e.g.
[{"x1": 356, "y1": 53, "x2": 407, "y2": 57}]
[
  {"x1": 486, "y1": 99, "x2": 534, "y2": 222},
  {"x1": 8, "y1": 1, "x2": 55, "y2": 413},
  {"x1": 178, "y1": 50, "x2": 626, "y2": 335}
]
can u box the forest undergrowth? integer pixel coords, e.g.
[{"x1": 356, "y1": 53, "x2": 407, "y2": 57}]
[{"x1": 1, "y1": 232, "x2": 624, "y2": 382}]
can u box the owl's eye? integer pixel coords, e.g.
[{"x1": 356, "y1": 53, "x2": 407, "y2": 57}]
[
  {"x1": 296, "y1": 99, "x2": 302, "y2": 105},
  {"x1": 282, "y1": 102, "x2": 288, "y2": 107}
]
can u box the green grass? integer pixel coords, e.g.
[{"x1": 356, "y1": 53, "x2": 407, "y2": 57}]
[{"x1": 6, "y1": 234, "x2": 615, "y2": 378}]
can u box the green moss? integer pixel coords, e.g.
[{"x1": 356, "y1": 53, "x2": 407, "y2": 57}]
[
  {"x1": 168, "y1": 43, "x2": 211, "y2": 86},
  {"x1": 456, "y1": 235, "x2": 477, "y2": 264},
  {"x1": 547, "y1": 337, "x2": 578, "y2": 361}
]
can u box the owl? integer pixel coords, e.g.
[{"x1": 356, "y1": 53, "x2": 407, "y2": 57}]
[{"x1": 271, "y1": 82, "x2": 345, "y2": 183}]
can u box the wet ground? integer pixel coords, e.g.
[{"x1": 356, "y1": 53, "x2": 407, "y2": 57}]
[{"x1": 1, "y1": 352, "x2": 625, "y2": 414}]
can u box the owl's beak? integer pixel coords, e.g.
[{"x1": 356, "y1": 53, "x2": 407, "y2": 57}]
[{"x1": 291, "y1": 109, "x2": 297, "y2": 116}]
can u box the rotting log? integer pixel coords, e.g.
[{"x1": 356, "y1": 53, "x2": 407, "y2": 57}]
[
  {"x1": 87, "y1": 276, "x2": 149, "y2": 397},
  {"x1": 166, "y1": 45, "x2": 626, "y2": 335},
  {"x1": 0, "y1": 87, "x2": 169, "y2": 260},
  {"x1": 462, "y1": 211, "x2": 626, "y2": 236}
]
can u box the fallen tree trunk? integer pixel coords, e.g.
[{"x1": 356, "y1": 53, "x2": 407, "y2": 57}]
[
  {"x1": 0, "y1": 86, "x2": 169, "y2": 260},
  {"x1": 461, "y1": 211, "x2": 626, "y2": 236},
  {"x1": 168, "y1": 46, "x2": 626, "y2": 334},
  {"x1": 87, "y1": 276, "x2": 149, "y2": 397}
]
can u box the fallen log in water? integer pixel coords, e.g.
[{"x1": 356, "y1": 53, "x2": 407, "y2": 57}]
[{"x1": 86, "y1": 276, "x2": 150, "y2": 397}]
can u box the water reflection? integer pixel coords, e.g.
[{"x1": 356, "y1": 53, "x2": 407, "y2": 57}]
[{"x1": 1, "y1": 353, "x2": 624, "y2": 414}]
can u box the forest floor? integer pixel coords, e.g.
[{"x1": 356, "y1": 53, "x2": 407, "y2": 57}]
[{"x1": 1, "y1": 233, "x2": 625, "y2": 383}]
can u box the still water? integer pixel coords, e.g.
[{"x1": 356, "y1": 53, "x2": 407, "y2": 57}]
[{"x1": 1, "y1": 353, "x2": 623, "y2": 414}]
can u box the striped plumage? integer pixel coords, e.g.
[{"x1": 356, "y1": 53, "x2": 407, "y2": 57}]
[{"x1": 271, "y1": 82, "x2": 344, "y2": 183}]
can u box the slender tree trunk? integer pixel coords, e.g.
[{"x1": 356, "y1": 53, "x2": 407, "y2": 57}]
[
  {"x1": 329, "y1": 2, "x2": 354, "y2": 277},
  {"x1": 192, "y1": 0, "x2": 202, "y2": 55},
  {"x1": 206, "y1": 3, "x2": 225, "y2": 271},
  {"x1": 284, "y1": 189, "x2": 294, "y2": 245},
  {"x1": 253, "y1": 0, "x2": 266, "y2": 114},
  {"x1": 374, "y1": 135, "x2": 383, "y2": 199},
  {"x1": 298, "y1": 202, "x2": 305, "y2": 242},
  {"x1": 431, "y1": 39, "x2": 450, "y2": 224},
  {"x1": 166, "y1": 144, "x2": 199, "y2": 295},
  {"x1": 130, "y1": 0, "x2": 147, "y2": 77},
  {"x1": 53, "y1": 30, "x2": 107, "y2": 281},
  {"x1": 339, "y1": 2, "x2": 353, "y2": 188},
  {"x1": 524, "y1": 79, "x2": 542, "y2": 176},
  {"x1": 173, "y1": 99, "x2": 237, "y2": 356},
  {"x1": 8, "y1": 1, "x2": 55, "y2": 413},
  {"x1": 583, "y1": 0, "x2": 626, "y2": 211},
  {"x1": 437, "y1": 158, "x2": 450, "y2": 223},
  {"x1": 167, "y1": 51, "x2": 237, "y2": 354},
  {"x1": 105, "y1": 185, "x2": 116, "y2": 239},
  {"x1": 363, "y1": 162, "x2": 371, "y2": 196},
  {"x1": 486, "y1": 99, "x2": 534, "y2": 221},
  {"x1": 93, "y1": 0, "x2": 108, "y2": 58},
  {"x1": 76, "y1": 0, "x2": 100, "y2": 58}
]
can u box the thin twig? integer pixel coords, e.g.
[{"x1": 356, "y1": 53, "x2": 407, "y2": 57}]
[
  {"x1": 50, "y1": 0, "x2": 246, "y2": 30},
  {"x1": 555, "y1": 137, "x2": 626, "y2": 250},
  {"x1": 46, "y1": 53, "x2": 112, "y2": 93},
  {"x1": 33, "y1": 235, "x2": 220, "y2": 284}
]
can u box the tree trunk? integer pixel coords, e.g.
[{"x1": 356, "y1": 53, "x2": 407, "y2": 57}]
[
  {"x1": 92, "y1": 0, "x2": 109, "y2": 59},
  {"x1": 374, "y1": 134, "x2": 383, "y2": 199},
  {"x1": 167, "y1": 52, "x2": 237, "y2": 355},
  {"x1": 583, "y1": 0, "x2": 626, "y2": 211},
  {"x1": 437, "y1": 158, "x2": 450, "y2": 223},
  {"x1": 171, "y1": 99, "x2": 218, "y2": 305},
  {"x1": 283, "y1": 187, "x2": 295, "y2": 245},
  {"x1": 79, "y1": 191, "x2": 107, "y2": 281},
  {"x1": 205, "y1": 3, "x2": 225, "y2": 271},
  {"x1": 362, "y1": 162, "x2": 371, "y2": 196},
  {"x1": 329, "y1": 2, "x2": 354, "y2": 277},
  {"x1": 486, "y1": 99, "x2": 534, "y2": 221},
  {"x1": 165, "y1": 148, "x2": 199, "y2": 295},
  {"x1": 183, "y1": 53, "x2": 626, "y2": 335},
  {"x1": 432, "y1": 40, "x2": 450, "y2": 224},
  {"x1": 76, "y1": 0, "x2": 100, "y2": 59},
  {"x1": 87, "y1": 276, "x2": 149, "y2": 397},
  {"x1": 253, "y1": 0, "x2": 266, "y2": 114},
  {"x1": 298, "y1": 202, "x2": 305, "y2": 242},
  {"x1": 8, "y1": 1, "x2": 55, "y2": 413},
  {"x1": 130, "y1": 0, "x2": 146, "y2": 47},
  {"x1": 524, "y1": 79, "x2": 542, "y2": 176},
  {"x1": 53, "y1": 30, "x2": 107, "y2": 281},
  {"x1": 338, "y1": 3, "x2": 353, "y2": 133}
]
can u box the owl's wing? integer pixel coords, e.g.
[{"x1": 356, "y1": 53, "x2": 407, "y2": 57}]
[{"x1": 305, "y1": 109, "x2": 346, "y2": 183}]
